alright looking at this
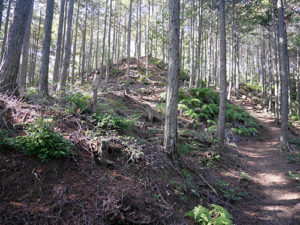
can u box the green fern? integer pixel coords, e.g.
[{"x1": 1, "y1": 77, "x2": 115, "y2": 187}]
[{"x1": 186, "y1": 204, "x2": 233, "y2": 225}]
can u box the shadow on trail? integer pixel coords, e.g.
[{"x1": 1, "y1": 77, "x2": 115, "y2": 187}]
[{"x1": 232, "y1": 99, "x2": 300, "y2": 225}]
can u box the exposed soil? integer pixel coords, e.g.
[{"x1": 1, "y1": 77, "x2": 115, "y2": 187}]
[{"x1": 233, "y1": 98, "x2": 300, "y2": 225}]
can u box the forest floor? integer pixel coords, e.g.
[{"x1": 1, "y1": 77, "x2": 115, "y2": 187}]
[
  {"x1": 233, "y1": 98, "x2": 300, "y2": 225},
  {"x1": 0, "y1": 58, "x2": 300, "y2": 224}
]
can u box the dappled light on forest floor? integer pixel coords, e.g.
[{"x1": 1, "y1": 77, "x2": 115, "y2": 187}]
[{"x1": 232, "y1": 100, "x2": 300, "y2": 225}]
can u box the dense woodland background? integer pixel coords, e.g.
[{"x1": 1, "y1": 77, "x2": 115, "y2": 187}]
[{"x1": 0, "y1": 0, "x2": 300, "y2": 224}]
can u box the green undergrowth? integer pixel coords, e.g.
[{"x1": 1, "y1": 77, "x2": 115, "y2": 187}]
[
  {"x1": 286, "y1": 138, "x2": 300, "y2": 164},
  {"x1": 240, "y1": 83, "x2": 262, "y2": 96},
  {"x1": 94, "y1": 113, "x2": 137, "y2": 132},
  {"x1": 217, "y1": 180, "x2": 248, "y2": 202},
  {"x1": 93, "y1": 98, "x2": 139, "y2": 133},
  {"x1": 178, "y1": 87, "x2": 260, "y2": 137},
  {"x1": 185, "y1": 204, "x2": 233, "y2": 225},
  {"x1": 58, "y1": 91, "x2": 91, "y2": 113},
  {"x1": 286, "y1": 171, "x2": 300, "y2": 186},
  {"x1": 2, "y1": 118, "x2": 74, "y2": 162}
]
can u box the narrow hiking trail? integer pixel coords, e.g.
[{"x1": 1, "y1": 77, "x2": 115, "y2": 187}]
[{"x1": 234, "y1": 99, "x2": 300, "y2": 225}]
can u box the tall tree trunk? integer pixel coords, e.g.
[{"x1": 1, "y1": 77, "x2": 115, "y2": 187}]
[
  {"x1": 95, "y1": 5, "x2": 101, "y2": 69},
  {"x1": 1, "y1": 0, "x2": 12, "y2": 61},
  {"x1": 126, "y1": 0, "x2": 133, "y2": 85},
  {"x1": 195, "y1": 0, "x2": 203, "y2": 88},
  {"x1": 38, "y1": 0, "x2": 54, "y2": 96},
  {"x1": 213, "y1": 16, "x2": 219, "y2": 87},
  {"x1": 164, "y1": 0, "x2": 180, "y2": 160},
  {"x1": 71, "y1": 0, "x2": 80, "y2": 85},
  {"x1": 268, "y1": 29, "x2": 273, "y2": 112},
  {"x1": 112, "y1": 2, "x2": 117, "y2": 64},
  {"x1": 227, "y1": 0, "x2": 235, "y2": 100},
  {"x1": 18, "y1": 0, "x2": 34, "y2": 93},
  {"x1": 189, "y1": 0, "x2": 195, "y2": 88},
  {"x1": 60, "y1": 0, "x2": 68, "y2": 73},
  {"x1": 277, "y1": 0, "x2": 289, "y2": 150},
  {"x1": 81, "y1": 1, "x2": 88, "y2": 85},
  {"x1": 297, "y1": 47, "x2": 300, "y2": 119},
  {"x1": 0, "y1": 0, "x2": 4, "y2": 31},
  {"x1": 116, "y1": 16, "x2": 121, "y2": 71},
  {"x1": 0, "y1": 0, "x2": 32, "y2": 93},
  {"x1": 217, "y1": 0, "x2": 226, "y2": 143},
  {"x1": 87, "y1": 15, "x2": 94, "y2": 74},
  {"x1": 246, "y1": 44, "x2": 249, "y2": 82},
  {"x1": 105, "y1": 0, "x2": 113, "y2": 84},
  {"x1": 146, "y1": 0, "x2": 150, "y2": 77},
  {"x1": 29, "y1": 9, "x2": 42, "y2": 86},
  {"x1": 52, "y1": 0, "x2": 66, "y2": 91},
  {"x1": 92, "y1": 0, "x2": 109, "y2": 112},
  {"x1": 261, "y1": 29, "x2": 267, "y2": 101},
  {"x1": 137, "y1": 0, "x2": 142, "y2": 71},
  {"x1": 58, "y1": 0, "x2": 74, "y2": 91},
  {"x1": 235, "y1": 26, "x2": 240, "y2": 96}
]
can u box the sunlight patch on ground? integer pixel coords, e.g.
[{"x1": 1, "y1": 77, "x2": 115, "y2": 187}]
[
  {"x1": 277, "y1": 193, "x2": 300, "y2": 201},
  {"x1": 255, "y1": 172, "x2": 287, "y2": 185},
  {"x1": 262, "y1": 204, "x2": 300, "y2": 219}
]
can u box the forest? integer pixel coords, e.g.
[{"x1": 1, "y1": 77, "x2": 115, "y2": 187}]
[{"x1": 0, "y1": 0, "x2": 299, "y2": 224}]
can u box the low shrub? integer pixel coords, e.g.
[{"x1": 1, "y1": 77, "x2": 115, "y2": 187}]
[
  {"x1": 217, "y1": 180, "x2": 248, "y2": 202},
  {"x1": 8, "y1": 118, "x2": 73, "y2": 162},
  {"x1": 62, "y1": 92, "x2": 90, "y2": 113},
  {"x1": 178, "y1": 87, "x2": 259, "y2": 136},
  {"x1": 179, "y1": 70, "x2": 190, "y2": 81},
  {"x1": 95, "y1": 113, "x2": 135, "y2": 131},
  {"x1": 0, "y1": 129, "x2": 9, "y2": 149}
]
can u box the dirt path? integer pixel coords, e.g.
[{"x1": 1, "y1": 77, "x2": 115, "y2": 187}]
[{"x1": 235, "y1": 100, "x2": 300, "y2": 225}]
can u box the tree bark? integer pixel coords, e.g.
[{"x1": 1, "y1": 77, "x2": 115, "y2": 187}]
[
  {"x1": 164, "y1": 0, "x2": 180, "y2": 160},
  {"x1": 92, "y1": 0, "x2": 109, "y2": 112},
  {"x1": 71, "y1": 0, "x2": 80, "y2": 85},
  {"x1": 1, "y1": 0, "x2": 12, "y2": 61},
  {"x1": 137, "y1": 0, "x2": 142, "y2": 71},
  {"x1": 105, "y1": 0, "x2": 113, "y2": 84},
  {"x1": 52, "y1": 0, "x2": 66, "y2": 91},
  {"x1": 0, "y1": 0, "x2": 4, "y2": 31},
  {"x1": 126, "y1": 0, "x2": 133, "y2": 85},
  {"x1": 217, "y1": 0, "x2": 227, "y2": 143},
  {"x1": 297, "y1": 47, "x2": 300, "y2": 119},
  {"x1": 0, "y1": 0, "x2": 32, "y2": 93},
  {"x1": 146, "y1": 0, "x2": 150, "y2": 77},
  {"x1": 29, "y1": 9, "x2": 42, "y2": 86},
  {"x1": 38, "y1": 0, "x2": 54, "y2": 96},
  {"x1": 81, "y1": 1, "x2": 88, "y2": 85},
  {"x1": 58, "y1": 0, "x2": 74, "y2": 91},
  {"x1": 18, "y1": 0, "x2": 34, "y2": 93},
  {"x1": 277, "y1": 0, "x2": 289, "y2": 149},
  {"x1": 268, "y1": 28, "x2": 273, "y2": 112}
]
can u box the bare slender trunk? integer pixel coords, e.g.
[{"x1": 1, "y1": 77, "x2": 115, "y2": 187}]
[
  {"x1": 105, "y1": 0, "x2": 113, "y2": 84},
  {"x1": 277, "y1": 0, "x2": 289, "y2": 149},
  {"x1": 164, "y1": 0, "x2": 180, "y2": 160},
  {"x1": 1, "y1": 0, "x2": 12, "y2": 61},
  {"x1": 126, "y1": 0, "x2": 133, "y2": 85},
  {"x1": 58, "y1": 0, "x2": 74, "y2": 91},
  {"x1": 38, "y1": 0, "x2": 54, "y2": 96},
  {"x1": 0, "y1": 0, "x2": 4, "y2": 31},
  {"x1": 81, "y1": 1, "x2": 88, "y2": 85},
  {"x1": 268, "y1": 29, "x2": 273, "y2": 112},
  {"x1": 52, "y1": 0, "x2": 66, "y2": 91},
  {"x1": 92, "y1": 0, "x2": 109, "y2": 111},
  {"x1": 71, "y1": 0, "x2": 80, "y2": 85},
  {"x1": 217, "y1": 0, "x2": 226, "y2": 143},
  {"x1": 18, "y1": 0, "x2": 34, "y2": 93}
]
